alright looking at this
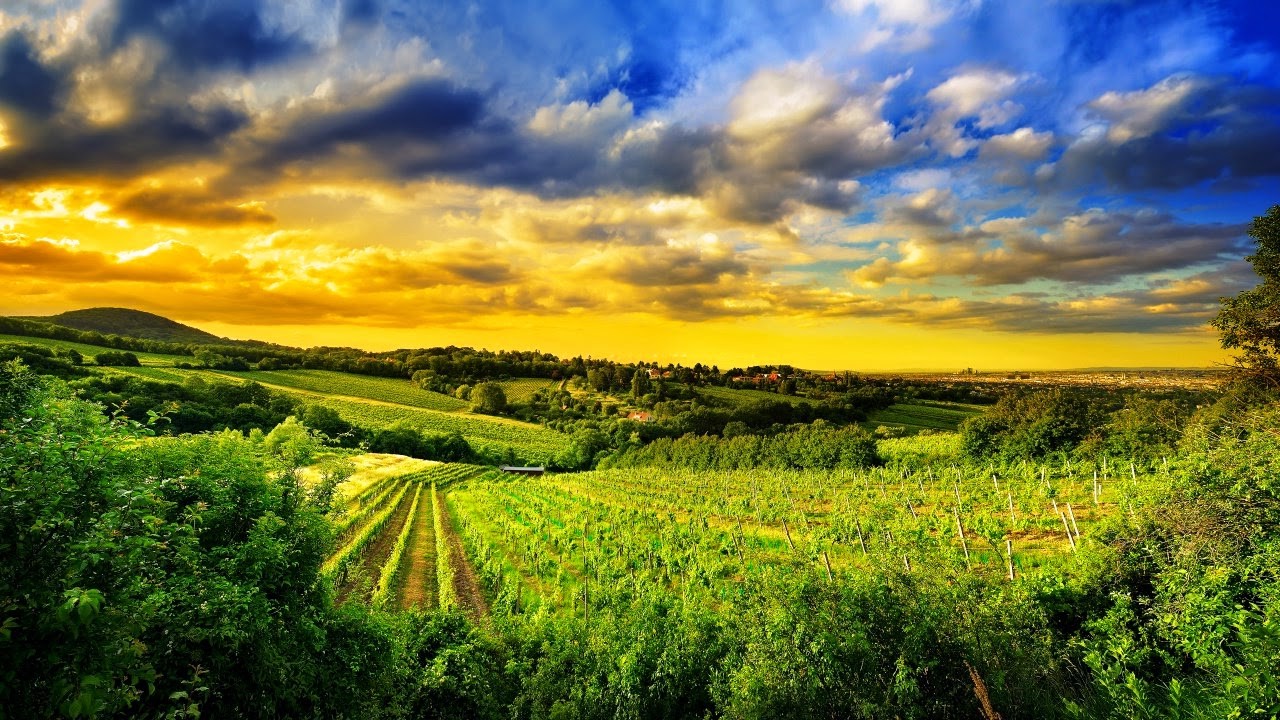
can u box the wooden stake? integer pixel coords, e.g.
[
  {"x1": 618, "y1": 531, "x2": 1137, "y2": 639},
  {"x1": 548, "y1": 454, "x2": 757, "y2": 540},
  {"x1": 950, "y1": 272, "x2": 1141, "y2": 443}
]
[
  {"x1": 854, "y1": 517, "x2": 868, "y2": 556},
  {"x1": 903, "y1": 555, "x2": 912, "y2": 572},
  {"x1": 1067, "y1": 502, "x2": 1081, "y2": 540},
  {"x1": 955, "y1": 507, "x2": 971, "y2": 569},
  {"x1": 781, "y1": 517, "x2": 796, "y2": 551},
  {"x1": 822, "y1": 550, "x2": 833, "y2": 581},
  {"x1": 1006, "y1": 539, "x2": 1015, "y2": 581},
  {"x1": 906, "y1": 499, "x2": 917, "y2": 519},
  {"x1": 1007, "y1": 490, "x2": 1016, "y2": 524},
  {"x1": 1058, "y1": 510, "x2": 1076, "y2": 552}
]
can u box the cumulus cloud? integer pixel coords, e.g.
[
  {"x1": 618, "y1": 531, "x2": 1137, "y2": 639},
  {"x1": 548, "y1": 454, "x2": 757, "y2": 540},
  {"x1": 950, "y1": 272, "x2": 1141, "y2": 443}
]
[
  {"x1": 925, "y1": 67, "x2": 1027, "y2": 156},
  {"x1": 1048, "y1": 74, "x2": 1280, "y2": 189},
  {"x1": 849, "y1": 206, "x2": 1247, "y2": 287}
]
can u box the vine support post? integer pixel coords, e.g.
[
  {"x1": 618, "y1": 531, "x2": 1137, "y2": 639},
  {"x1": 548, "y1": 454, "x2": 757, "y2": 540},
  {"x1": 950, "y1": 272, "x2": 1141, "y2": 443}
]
[
  {"x1": 954, "y1": 507, "x2": 971, "y2": 570},
  {"x1": 781, "y1": 517, "x2": 796, "y2": 551}
]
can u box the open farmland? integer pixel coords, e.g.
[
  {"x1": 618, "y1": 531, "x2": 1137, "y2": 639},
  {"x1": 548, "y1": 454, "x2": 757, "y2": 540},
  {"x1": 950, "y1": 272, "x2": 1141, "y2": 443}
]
[
  {"x1": 863, "y1": 401, "x2": 985, "y2": 434},
  {"x1": 442, "y1": 437, "x2": 1162, "y2": 616},
  {"x1": 299, "y1": 394, "x2": 565, "y2": 461},
  {"x1": 297, "y1": 453, "x2": 437, "y2": 501},
  {"x1": 213, "y1": 369, "x2": 469, "y2": 412},
  {"x1": 697, "y1": 384, "x2": 816, "y2": 407},
  {"x1": 495, "y1": 378, "x2": 560, "y2": 404},
  {"x1": 321, "y1": 462, "x2": 487, "y2": 612},
  {"x1": 8, "y1": 338, "x2": 570, "y2": 461},
  {"x1": 0, "y1": 334, "x2": 189, "y2": 366}
]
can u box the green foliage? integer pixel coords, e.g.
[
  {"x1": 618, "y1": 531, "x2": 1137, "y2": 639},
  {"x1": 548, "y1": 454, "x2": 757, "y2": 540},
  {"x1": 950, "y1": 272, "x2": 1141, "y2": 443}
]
[
  {"x1": 470, "y1": 382, "x2": 508, "y2": 415},
  {"x1": 1212, "y1": 205, "x2": 1280, "y2": 381},
  {"x1": 603, "y1": 422, "x2": 880, "y2": 471},
  {"x1": 264, "y1": 416, "x2": 320, "y2": 469},
  {"x1": 93, "y1": 351, "x2": 140, "y2": 367}
]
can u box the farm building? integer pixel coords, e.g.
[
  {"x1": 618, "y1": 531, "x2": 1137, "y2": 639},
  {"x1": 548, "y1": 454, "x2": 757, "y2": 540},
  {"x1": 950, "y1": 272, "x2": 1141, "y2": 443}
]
[
  {"x1": 626, "y1": 411, "x2": 653, "y2": 422},
  {"x1": 500, "y1": 466, "x2": 546, "y2": 476}
]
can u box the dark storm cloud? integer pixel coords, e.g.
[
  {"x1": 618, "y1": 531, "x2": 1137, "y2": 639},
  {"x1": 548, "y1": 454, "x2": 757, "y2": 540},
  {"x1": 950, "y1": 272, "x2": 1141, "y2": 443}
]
[
  {"x1": 243, "y1": 78, "x2": 513, "y2": 180},
  {"x1": 0, "y1": 31, "x2": 64, "y2": 117},
  {"x1": 0, "y1": 103, "x2": 248, "y2": 182},
  {"x1": 107, "y1": 0, "x2": 311, "y2": 73}
]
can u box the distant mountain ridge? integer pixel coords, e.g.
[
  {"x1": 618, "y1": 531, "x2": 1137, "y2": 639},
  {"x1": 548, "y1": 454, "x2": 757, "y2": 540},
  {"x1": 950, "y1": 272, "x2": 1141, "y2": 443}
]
[{"x1": 13, "y1": 307, "x2": 237, "y2": 345}]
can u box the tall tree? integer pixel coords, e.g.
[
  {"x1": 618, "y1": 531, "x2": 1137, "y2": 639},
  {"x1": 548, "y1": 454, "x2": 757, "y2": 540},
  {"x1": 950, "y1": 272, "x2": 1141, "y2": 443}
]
[{"x1": 1213, "y1": 205, "x2": 1280, "y2": 384}]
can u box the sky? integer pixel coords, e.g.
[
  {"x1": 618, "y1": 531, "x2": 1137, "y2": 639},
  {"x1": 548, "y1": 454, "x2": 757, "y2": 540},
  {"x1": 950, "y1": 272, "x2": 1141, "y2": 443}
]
[{"x1": 1, "y1": 0, "x2": 1279, "y2": 370}]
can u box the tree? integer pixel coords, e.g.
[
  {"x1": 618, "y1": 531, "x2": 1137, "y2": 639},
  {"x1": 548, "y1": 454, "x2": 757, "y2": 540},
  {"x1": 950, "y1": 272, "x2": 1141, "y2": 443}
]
[
  {"x1": 94, "y1": 350, "x2": 140, "y2": 367},
  {"x1": 631, "y1": 369, "x2": 651, "y2": 399},
  {"x1": 471, "y1": 382, "x2": 508, "y2": 414},
  {"x1": 1212, "y1": 204, "x2": 1280, "y2": 384},
  {"x1": 263, "y1": 415, "x2": 318, "y2": 468}
]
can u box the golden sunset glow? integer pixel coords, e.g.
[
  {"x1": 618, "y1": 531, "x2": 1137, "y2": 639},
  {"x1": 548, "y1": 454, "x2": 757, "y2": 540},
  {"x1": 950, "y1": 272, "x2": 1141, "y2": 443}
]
[{"x1": 3, "y1": 0, "x2": 1275, "y2": 368}]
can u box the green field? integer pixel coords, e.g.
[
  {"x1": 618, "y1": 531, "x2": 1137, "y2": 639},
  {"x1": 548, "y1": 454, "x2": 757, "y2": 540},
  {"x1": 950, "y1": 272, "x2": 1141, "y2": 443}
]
[
  {"x1": 1, "y1": 330, "x2": 569, "y2": 461},
  {"x1": 496, "y1": 378, "x2": 560, "y2": 404},
  {"x1": 283, "y1": 392, "x2": 564, "y2": 460},
  {"x1": 216, "y1": 369, "x2": 469, "y2": 412},
  {"x1": 697, "y1": 384, "x2": 817, "y2": 407},
  {"x1": 445, "y1": 438, "x2": 1154, "y2": 616},
  {"x1": 0, "y1": 334, "x2": 189, "y2": 366},
  {"x1": 863, "y1": 401, "x2": 985, "y2": 433}
]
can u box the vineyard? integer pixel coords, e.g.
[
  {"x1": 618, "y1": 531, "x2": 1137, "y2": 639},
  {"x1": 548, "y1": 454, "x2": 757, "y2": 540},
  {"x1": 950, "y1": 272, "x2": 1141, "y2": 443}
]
[
  {"x1": 216, "y1": 369, "x2": 469, "y2": 412},
  {"x1": 318, "y1": 462, "x2": 490, "y2": 613},
  {"x1": 414, "y1": 442, "x2": 1165, "y2": 619},
  {"x1": 495, "y1": 377, "x2": 561, "y2": 404},
  {"x1": 863, "y1": 401, "x2": 984, "y2": 433},
  {"x1": 87, "y1": 362, "x2": 567, "y2": 460}
]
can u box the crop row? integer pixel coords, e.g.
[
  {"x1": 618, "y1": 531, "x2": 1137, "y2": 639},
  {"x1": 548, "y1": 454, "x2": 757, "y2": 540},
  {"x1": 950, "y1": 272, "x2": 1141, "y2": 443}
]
[
  {"x1": 323, "y1": 480, "x2": 413, "y2": 580},
  {"x1": 331, "y1": 473, "x2": 406, "y2": 543},
  {"x1": 434, "y1": 485, "x2": 458, "y2": 610},
  {"x1": 372, "y1": 483, "x2": 424, "y2": 609},
  {"x1": 495, "y1": 378, "x2": 559, "y2": 404}
]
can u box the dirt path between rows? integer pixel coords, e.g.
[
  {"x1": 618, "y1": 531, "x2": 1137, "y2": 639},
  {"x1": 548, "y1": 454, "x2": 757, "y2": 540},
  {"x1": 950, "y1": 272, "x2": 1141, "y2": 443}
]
[
  {"x1": 396, "y1": 487, "x2": 438, "y2": 610},
  {"x1": 335, "y1": 485, "x2": 416, "y2": 605},
  {"x1": 437, "y1": 490, "x2": 489, "y2": 621}
]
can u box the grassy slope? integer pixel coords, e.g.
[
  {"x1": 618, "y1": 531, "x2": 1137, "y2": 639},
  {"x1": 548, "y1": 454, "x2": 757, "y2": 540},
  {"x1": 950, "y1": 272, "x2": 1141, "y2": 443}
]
[
  {"x1": 0, "y1": 334, "x2": 189, "y2": 366},
  {"x1": 697, "y1": 385, "x2": 816, "y2": 407},
  {"x1": 97, "y1": 365, "x2": 565, "y2": 459},
  {"x1": 863, "y1": 402, "x2": 985, "y2": 433},
  {"x1": 224, "y1": 369, "x2": 468, "y2": 412},
  {"x1": 2, "y1": 332, "x2": 565, "y2": 459}
]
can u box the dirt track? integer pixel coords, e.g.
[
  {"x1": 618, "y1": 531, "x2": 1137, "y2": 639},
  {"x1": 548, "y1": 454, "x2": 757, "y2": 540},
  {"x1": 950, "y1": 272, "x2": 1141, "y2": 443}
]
[
  {"x1": 396, "y1": 487, "x2": 438, "y2": 610},
  {"x1": 436, "y1": 490, "x2": 489, "y2": 620}
]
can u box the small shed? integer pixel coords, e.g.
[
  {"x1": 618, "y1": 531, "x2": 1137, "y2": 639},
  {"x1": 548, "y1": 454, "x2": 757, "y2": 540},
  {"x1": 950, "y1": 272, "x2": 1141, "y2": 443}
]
[{"x1": 500, "y1": 466, "x2": 546, "y2": 476}]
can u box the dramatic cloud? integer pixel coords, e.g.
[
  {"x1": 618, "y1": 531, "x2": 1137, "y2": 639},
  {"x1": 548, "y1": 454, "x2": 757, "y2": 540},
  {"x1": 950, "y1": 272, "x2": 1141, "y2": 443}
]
[{"x1": 0, "y1": 0, "x2": 1276, "y2": 367}]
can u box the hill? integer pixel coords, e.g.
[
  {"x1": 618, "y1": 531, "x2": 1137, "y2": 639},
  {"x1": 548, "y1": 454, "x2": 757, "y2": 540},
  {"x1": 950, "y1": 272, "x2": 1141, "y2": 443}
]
[{"x1": 14, "y1": 307, "x2": 232, "y2": 344}]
